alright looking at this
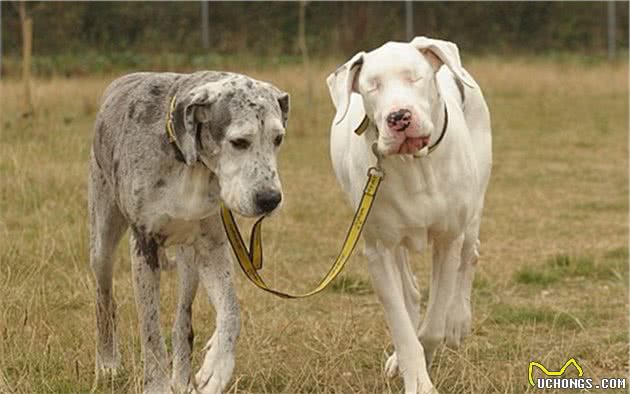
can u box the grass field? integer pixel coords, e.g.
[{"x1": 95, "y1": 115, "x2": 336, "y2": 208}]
[{"x1": 0, "y1": 57, "x2": 628, "y2": 393}]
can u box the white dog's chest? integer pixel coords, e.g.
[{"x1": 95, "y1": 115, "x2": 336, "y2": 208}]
[{"x1": 362, "y1": 157, "x2": 474, "y2": 250}]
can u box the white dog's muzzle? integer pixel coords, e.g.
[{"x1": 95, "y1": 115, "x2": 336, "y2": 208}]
[{"x1": 354, "y1": 104, "x2": 449, "y2": 158}]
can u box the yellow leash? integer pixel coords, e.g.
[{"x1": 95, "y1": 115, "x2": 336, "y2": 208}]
[{"x1": 220, "y1": 166, "x2": 384, "y2": 299}]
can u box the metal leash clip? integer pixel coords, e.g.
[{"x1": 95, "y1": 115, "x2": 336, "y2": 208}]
[{"x1": 368, "y1": 141, "x2": 385, "y2": 178}]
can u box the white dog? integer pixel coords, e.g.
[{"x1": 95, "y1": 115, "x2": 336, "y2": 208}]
[{"x1": 326, "y1": 37, "x2": 492, "y2": 393}]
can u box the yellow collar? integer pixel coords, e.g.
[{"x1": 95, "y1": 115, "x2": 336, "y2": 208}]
[{"x1": 165, "y1": 95, "x2": 178, "y2": 143}]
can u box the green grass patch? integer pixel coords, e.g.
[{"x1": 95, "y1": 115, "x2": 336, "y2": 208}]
[
  {"x1": 2, "y1": 52, "x2": 306, "y2": 78},
  {"x1": 473, "y1": 274, "x2": 491, "y2": 290},
  {"x1": 604, "y1": 247, "x2": 629, "y2": 261},
  {"x1": 575, "y1": 201, "x2": 627, "y2": 212},
  {"x1": 330, "y1": 275, "x2": 372, "y2": 295},
  {"x1": 606, "y1": 331, "x2": 629, "y2": 345},
  {"x1": 514, "y1": 267, "x2": 560, "y2": 286},
  {"x1": 514, "y1": 253, "x2": 625, "y2": 286},
  {"x1": 490, "y1": 304, "x2": 583, "y2": 330}
]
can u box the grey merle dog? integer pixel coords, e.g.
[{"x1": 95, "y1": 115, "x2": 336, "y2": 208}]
[{"x1": 88, "y1": 71, "x2": 289, "y2": 394}]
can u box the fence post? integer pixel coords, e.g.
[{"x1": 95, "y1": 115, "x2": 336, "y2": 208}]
[
  {"x1": 298, "y1": 0, "x2": 312, "y2": 134},
  {"x1": 0, "y1": 0, "x2": 3, "y2": 80},
  {"x1": 405, "y1": 1, "x2": 414, "y2": 41},
  {"x1": 607, "y1": 1, "x2": 616, "y2": 60},
  {"x1": 18, "y1": 1, "x2": 33, "y2": 116},
  {"x1": 201, "y1": 1, "x2": 209, "y2": 50}
]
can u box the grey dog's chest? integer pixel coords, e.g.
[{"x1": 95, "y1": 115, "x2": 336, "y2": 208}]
[{"x1": 138, "y1": 164, "x2": 221, "y2": 246}]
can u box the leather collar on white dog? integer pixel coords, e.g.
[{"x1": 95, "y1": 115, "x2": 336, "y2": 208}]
[{"x1": 354, "y1": 104, "x2": 449, "y2": 156}]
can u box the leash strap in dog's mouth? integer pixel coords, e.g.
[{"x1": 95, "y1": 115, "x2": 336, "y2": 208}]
[{"x1": 220, "y1": 167, "x2": 384, "y2": 299}]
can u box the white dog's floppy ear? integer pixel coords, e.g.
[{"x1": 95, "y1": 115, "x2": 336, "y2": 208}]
[
  {"x1": 326, "y1": 51, "x2": 365, "y2": 125},
  {"x1": 410, "y1": 36, "x2": 475, "y2": 88}
]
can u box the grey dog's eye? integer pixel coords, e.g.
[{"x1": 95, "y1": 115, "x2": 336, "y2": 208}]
[
  {"x1": 273, "y1": 135, "x2": 283, "y2": 147},
  {"x1": 230, "y1": 138, "x2": 251, "y2": 150}
]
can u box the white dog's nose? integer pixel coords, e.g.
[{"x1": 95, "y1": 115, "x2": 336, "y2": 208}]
[{"x1": 386, "y1": 109, "x2": 412, "y2": 132}]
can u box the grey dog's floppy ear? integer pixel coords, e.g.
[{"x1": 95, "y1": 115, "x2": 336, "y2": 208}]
[
  {"x1": 277, "y1": 92, "x2": 290, "y2": 128},
  {"x1": 258, "y1": 81, "x2": 290, "y2": 128},
  {"x1": 326, "y1": 51, "x2": 365, "y2": 125},
  {"x1": 172, "y1": 86, "x2": 221, "y2": 165},
  {"x1": 410, "y1": 36, "x2": 475, "y2": 88}
]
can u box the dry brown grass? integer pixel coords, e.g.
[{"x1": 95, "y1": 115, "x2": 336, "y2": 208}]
[{"x1": 0, "y1": 57, "x2": 628, "y2": 393}]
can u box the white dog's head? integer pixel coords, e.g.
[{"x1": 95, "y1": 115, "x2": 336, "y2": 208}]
[{"x1": 327, "y1": 37, "x2": 474, "y2": 156}]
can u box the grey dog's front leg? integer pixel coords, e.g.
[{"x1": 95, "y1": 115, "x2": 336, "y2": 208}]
[
  {"x1": 130, "y1": 231, "x2": 170, "y2": 393},
  {"x1": 194, "y1": 241, "x2": 240, "y2": 394}
]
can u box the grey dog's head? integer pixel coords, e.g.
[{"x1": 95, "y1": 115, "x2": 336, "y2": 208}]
[{"x1": 171, "y1": 74, "x2": 289, "y2": 217}]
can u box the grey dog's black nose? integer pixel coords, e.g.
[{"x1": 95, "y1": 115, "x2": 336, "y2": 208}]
[{"x1": 255, "y1": 190, "x2": 282, "y2": 213}]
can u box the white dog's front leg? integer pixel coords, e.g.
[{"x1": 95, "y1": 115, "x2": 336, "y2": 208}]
[
  {"x1": 385, "y1": 246, "x2": 422, "y2": 379},
  {"x1": 365, "y1": 243, "x2": 436, "y2": 394},
  {"x1": 419, "y1": 235, "x2": 464, "y2": 364},
  {"x1": 194, "y1": 242, "x2": 239, "y2": 394},
  {"x1": 444, "y1": 235, "x2": 479, "y2": 349}
]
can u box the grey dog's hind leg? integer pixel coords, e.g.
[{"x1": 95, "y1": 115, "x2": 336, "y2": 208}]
[
  {"x1": 89, "y1": 154, "x2": 128, "y2": 374},
  {"x1": 171, "y1": 247, "x2": 199, "y2": 392},
  {"x1": 130, "y1": 229, "x2": 170, "y2": 393}
]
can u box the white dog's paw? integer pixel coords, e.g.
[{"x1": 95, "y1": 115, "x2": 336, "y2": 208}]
[
  {"x1": 403, "y1": 363, "x2": 438, "y2": 394},
  {"x1": 395, "y1": 346, "x2": 437, "y2": 394},
  {"x1": 444, "y1": 299, "x2": 472, "y2": 349},
  {"x1": 386, "y1": 342, "x2": 438, "y2": 379},
  {"x1": 194, "y1": 335, "x2": 235, "y2": 394},
  {"x1": 385, "y1": 352, "x2": 399, "y2": 378}
]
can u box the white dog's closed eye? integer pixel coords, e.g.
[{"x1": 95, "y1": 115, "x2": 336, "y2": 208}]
[{"x1": 327, "y1": 37, "x2": 475, "y2": 128}]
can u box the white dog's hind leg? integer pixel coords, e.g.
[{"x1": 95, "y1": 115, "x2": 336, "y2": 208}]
[
  {"x1": 418, "y1": 235, "x2": 464, "y2": 366},
  {"x1": 171, "y1": 246, "x2": 199, "y2": 393},
  {"x1": 130, "y1": 233, "x2": 170, "y2": 394},
  {"x1": 89, "y1": 158, "x2": 128, "y2": 375},
  {"x1": 365, "y1": 244, "x2": 436, "y2": 394},
  {"x1": 194, "y1": 242, "x2": 240, "y2": 394},
  {"x1": 445, "y1": 222, "x2": 480, "y2": 349},
  {"x1": 398, "y1": 247, "x2": 422, "y2": 332},
  {"x1": 385, "y1": 246, "x2": 422, "y2": 378}
]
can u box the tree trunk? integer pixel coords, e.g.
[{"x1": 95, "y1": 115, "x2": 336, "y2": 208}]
[
  {"x1": 18, "y1": 1, "x2": 34, "y2": 116},
  {"x1": 298, "y1": 1, "x2": 311, "y2": 135}
]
